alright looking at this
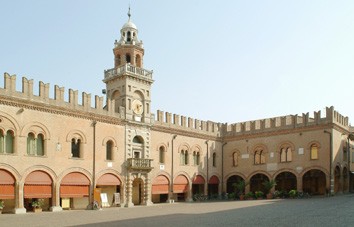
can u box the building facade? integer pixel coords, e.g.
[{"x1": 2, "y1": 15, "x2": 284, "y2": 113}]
[{"x1": 1, "y1": 14, "x2": 354, "y2": 214}]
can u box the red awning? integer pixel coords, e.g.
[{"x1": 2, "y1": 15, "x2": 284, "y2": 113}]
[
  {"x1": 25, "y1": 171, "x2": 52, "y2": 185},
  {"x1": 0, "y1": 169, "x2": 15, "y2": 199},
  {"x1": 152, "y1": 175, "x2": 169, "y2": 194},
  {"x1": 173, "y1": 175, "x2": 189, "y2": 193},
  {"x1": 209, "y1": 175, "x2": 220, "y2": 184},
  {"x1": 192, "y1": 175, "x2": 205, "y2": 184},
  {"x1": 60, "y1": 185, "x2": 89, "y2": 198},
  {"x1": 97, "y1": 173, "x2": 121, "y2": 186},
  {"x1": 61, "y1": 172, "x2": 90, "y2": 186}
]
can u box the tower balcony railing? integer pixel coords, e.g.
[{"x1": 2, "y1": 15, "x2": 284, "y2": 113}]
[
  {"x1": 104, "y1": 63, "x2": 153, "y2": 81},
  {"x1": 127, "y1": 158, "x2": 153, "y2": 171}
]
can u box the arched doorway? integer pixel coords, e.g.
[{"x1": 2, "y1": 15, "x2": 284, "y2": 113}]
[
  {"x1": 208, "y1": 175, "x2": 219, "y2": 197},
  {"x1": 343, "y1": 167, "x2": 348, "y2": 192},
  {"x1": 334, "y1": 166, "x2": 341, "y2": 193},
  {"x1": 152, "y1": 175, "x2": 169, "y2": 203},
  {"x1": 96, "y1": 173, "x2": 121, "y2": 207},
  {"x1": 192, "y1": 175, "x2": 205, "y2": 196},
  {"x1": 302, "y1": 169, "x2": 326, "y2": 195},
  {"x1": 250, "y1": 173, "x2": 269, "y2": 193},
  {"x1": 132, "y1": 178, "x2": 143, "y2": 205},
  {"x1": 60, "y1": 172, "x2": 90, "y2": 209},
  {"x1": 173, "y1": 175, "x2": 189, "y2": 201},
  {"x1": 275, "y1": 172, "x2": 297, "y2": 192},
  {"x1": 0, "y1": 169, "x2": 15, "y2": 213},
  {"x1": 24, "y1": 170, "x2": 53, "y2": 212},
  {"x1": 226, "y1": 175, "x2": 244, "y2": 193}
]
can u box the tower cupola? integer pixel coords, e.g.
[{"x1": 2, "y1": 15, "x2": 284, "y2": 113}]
[
  {"x1": 115, "y1": 7, "x2": 143, "y2": 48},
  {"x1": 113, "y1": 7, "x2": 144, "y2": 68}
]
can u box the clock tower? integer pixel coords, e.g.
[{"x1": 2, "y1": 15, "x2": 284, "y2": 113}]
[{"x1": 103, "y1": 8, "x2": 153, "y2": 123}]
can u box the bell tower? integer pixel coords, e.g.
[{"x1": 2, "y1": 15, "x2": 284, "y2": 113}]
[{"x1": 103, "y1": 8, "x2": 153, "y2": 123}]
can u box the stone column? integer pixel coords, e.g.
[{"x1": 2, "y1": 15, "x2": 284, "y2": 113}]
[
  {"x1": 125, "y1": 174, "x2": 134, "y2": 207},
  {"x1": 143, "y1": 174, "x2": 153, "y2": 206},
  {"x1": 297, "y1": 175, "x2": 303, "y2": 192},
  {"x1": 186, "y1": 184, "x2": 193, "y2": 202},
  {"x1": 50, "y1": 183, "x2": 62, "y2": 212},
  {"x1": 13, "y1": 182, "x2": 26, "y2": 214}
]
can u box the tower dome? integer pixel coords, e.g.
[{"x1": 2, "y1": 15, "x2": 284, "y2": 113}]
[{"x1": 115, "y1": 7, "x2": 143, "y2": 48}]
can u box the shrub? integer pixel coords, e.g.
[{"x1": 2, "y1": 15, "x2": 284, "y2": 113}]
[
  {"x1": 289, "y1": 189, "x2": 297, "y2": 198},
  {"x1": 255, "y1": 191, "x2": 264, "y2": 199},
  {"x1": 245, "y1": 192, "x2": 254, "y2": 199}
]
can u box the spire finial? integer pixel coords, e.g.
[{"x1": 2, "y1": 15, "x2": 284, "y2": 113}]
[{"x1": 127, "y1": 5, "x2": 131, "y2": 21}]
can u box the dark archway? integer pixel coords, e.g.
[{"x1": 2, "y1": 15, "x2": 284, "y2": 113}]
[
  {"x1": 302, "y1": 169, "x2": 326, "y2": 195},
  {"x1": 250, "y1": 173, "x2": 269, "y2": 193},
  {"x1": 275, "y1": 171, "x2": 297, "y2": 192},
  {"x1": 226, "y1": 175, "x2": 243, "y2": 194}
]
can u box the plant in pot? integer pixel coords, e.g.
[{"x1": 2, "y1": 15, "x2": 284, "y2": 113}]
[
  {"x1": 255, "y1": 191, "x2": 264, "y2": 200},
  {"x1": 245, "y1": 191, "x2": 254, "y2": 200},
  {"x1": 262, "y1": 179, "x2": 277, "y2": 199},
  {"x1": 31, "y1": 199, "x2": 44, "y2": 213},
  {"x1": 232, "y1": 180, "x2": 249, "y2": 200},
  {"x1": 289, "y1": 189, "x2": 297, "y2": 199},
  {"x1": 0, "y1": 200, "x2": 4, "y2": 214}
]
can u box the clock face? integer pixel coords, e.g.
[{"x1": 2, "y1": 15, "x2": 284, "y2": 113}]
[{"x1": 132, "y1": 99, "x2": 143, "y2": 114}]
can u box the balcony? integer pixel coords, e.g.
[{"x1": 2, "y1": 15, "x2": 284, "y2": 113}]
[
  {"x1": 104, "y1": 64, "x2": 153, "y2": 82},
  {"x1": 127, "y1": 158, "x2": 153, "y2": 171}
]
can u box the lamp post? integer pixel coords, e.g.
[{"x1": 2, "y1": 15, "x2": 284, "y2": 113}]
[
  {"x1": 324, "y1": 130, "x2": 333, "y2": 195},
  {"x1": 170, "y1": 135, "x2": 177, "y2": 202}
]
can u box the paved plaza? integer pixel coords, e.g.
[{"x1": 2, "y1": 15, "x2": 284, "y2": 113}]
[{"x1": 1, "y1": 194, "x2": 354, "y2": 227}]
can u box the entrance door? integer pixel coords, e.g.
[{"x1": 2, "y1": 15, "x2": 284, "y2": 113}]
[{"x1": 132, "y1": 178, "x2": 143, "y2": 205}]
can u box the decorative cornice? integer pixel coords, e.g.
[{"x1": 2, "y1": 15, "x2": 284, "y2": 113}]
[{"x1": 0, "y1": 94, "x2": 125, "y2": 126}]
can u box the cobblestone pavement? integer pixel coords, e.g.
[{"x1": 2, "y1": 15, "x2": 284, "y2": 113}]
[{"x1": 1, "y1": 194, "x2": 354, "y2": 227}]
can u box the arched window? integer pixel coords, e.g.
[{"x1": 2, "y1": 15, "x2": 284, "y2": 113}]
[
  {"x1": 233, "y1": 152, "x2": 238, "y2": 167},
  {"x1": 280, "y1": 147, "x2": 292, "y2": 162},
  {"x1": 106, "y1": 140, "x2": 113, "y2": 161},
  {"x1": 184, "y1": 151, "x2": 189, "y2": 165},
  {"x1": 212, "y1": 152, "x2": 216, "y2": 167},
  {"x1": 27, "y1": 133, "x2": 36, "y2": 155},
  {"x1": 127, "y1": 31, "x2": 131, "y2": 42},
  {"x1": 71, "y1": 138, "x2": 81, "y2": 158},
  {"x1": 27, "y1": 133, "x2": 44, "y2": 156},
  {"x1": 254, "y1": 150, "x2": 265, "y2": 165},
  {"x1": 36, "y1": 134, "x2": 44, "y2": 156},
  {"x1": 133, "y1": 136, "x2": 143, "y2": 144},
  {"x1": 310, "y1": 144, "x2": 318, "y2": 160},
  {"x1": 0, "y1": 130, "x2": 4, "y2": 153},
  {"x1": 126, "y1": 54, "x2": 131, "y2": 63},
  {"x1": 180, "y1": 150, "x2": 185, "y2": 165},
  {"x1": 5, "y1": 130, "x2": 14, "y2": 154},
  {"x1": 193, "y1": 151, "x2": 200, "y2": 165},
  {"x1": 159, "y1": 146, "x2": 165, "y2": 164}
]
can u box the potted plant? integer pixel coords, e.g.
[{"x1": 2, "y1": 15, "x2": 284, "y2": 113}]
[
  {"x1": 289, "y1": 189, "x2": 297, "y2": 199},
  {"x1": 0, "y1": 200, "x2": 4, "y2": 214},
  {"x1": 262, "y1": 179, "x2": 277, "y2": 199},
  {"x1": 232, "y1": 180, "x2": 249, "y2": 200},
  {"x1": 31, "y1": 199, "x2": 44, "y2": 213},
  {"x1": 245, "y1": 191, "x2": 254, "y2": 200},
  {"x1": 255, "y1": 191, "x2": 264, "y2": 199}
]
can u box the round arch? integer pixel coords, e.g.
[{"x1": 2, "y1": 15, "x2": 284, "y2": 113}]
[
  {"x1": 249, "y1": 172, "x2": 270, "y2": 193},
  {"x1": 20, "y1": 121, "x2": 51, "y2": 139},
  {"x1": 274, "y1": 171, "x2": 297, "y2": 192},
  {"x1": 302, "y1": 169, "x2": 327, "y2": 195},
  {"x1": 226, "y1": 174, "x2": 245, "y2": 194}
]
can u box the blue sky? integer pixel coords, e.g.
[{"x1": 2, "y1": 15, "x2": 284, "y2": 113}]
[{"x1": 1, "y1": 1, "x2": 354, "y2": 124}]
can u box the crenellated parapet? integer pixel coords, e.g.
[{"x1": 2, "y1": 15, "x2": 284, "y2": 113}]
[
  {"x1": 154, "y1": 110, "x2": 222, "y2": 136},
  {"x1": 0, "y1": 73, "x2": 125, "y2": 121},
  {"x1": 223, "y1": 106, "x2": 350, "y2": 137}
]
